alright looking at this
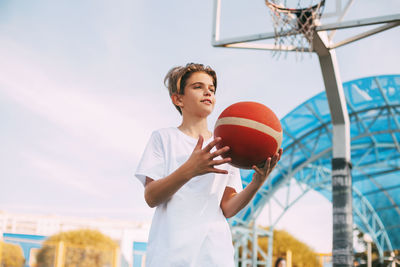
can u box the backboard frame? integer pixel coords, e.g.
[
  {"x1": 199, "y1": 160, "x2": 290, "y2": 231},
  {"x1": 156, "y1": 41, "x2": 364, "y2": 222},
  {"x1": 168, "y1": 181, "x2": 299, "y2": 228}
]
[{"x1": 211, "y1": 0, "x2": 400, "y2": 52}]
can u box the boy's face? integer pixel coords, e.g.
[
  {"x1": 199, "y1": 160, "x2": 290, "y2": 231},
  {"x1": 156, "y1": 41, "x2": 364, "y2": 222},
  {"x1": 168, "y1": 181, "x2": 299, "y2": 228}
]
[{"x1": 175, "y1": 72, "x2": 216, "y2": 118}]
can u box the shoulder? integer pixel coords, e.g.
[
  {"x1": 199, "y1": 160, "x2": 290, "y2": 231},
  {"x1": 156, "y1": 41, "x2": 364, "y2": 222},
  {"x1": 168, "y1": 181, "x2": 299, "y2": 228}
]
[
  {"x1": 151, "y1": 127, "x2": 178, "y2": 139},
  {"x1": 149, "y1": 127, "x2": 180, "y2": 144},
  {"x1": 153, "y1": 127, "x2": 176, "y2": 135}
]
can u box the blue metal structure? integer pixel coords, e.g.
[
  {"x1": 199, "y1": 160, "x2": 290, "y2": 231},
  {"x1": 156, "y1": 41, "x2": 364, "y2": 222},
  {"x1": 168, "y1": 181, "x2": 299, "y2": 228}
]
[
  {"x1": 133, "y1": 241, "x2": 147, "y2": 267},
  {"x1": 231, "y1": 74, "x2": 400, "y2": 259},
  {"x1": 2, "y1": 233, "x2": 47, "y2": 267}
]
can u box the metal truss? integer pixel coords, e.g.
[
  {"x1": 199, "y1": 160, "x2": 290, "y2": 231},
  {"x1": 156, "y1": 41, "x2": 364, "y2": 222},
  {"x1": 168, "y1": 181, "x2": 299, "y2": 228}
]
[
  {"x1": 230, "y1": 75, "x2": 400, "y2": 265},
  {"x1": 212, "y1": 0, "x2": 400, "y2": 52},
  {"x1": 231, "y1": 224, "x2": 273, "y2": 267},
  {"x1": 352, "y1": 187, "x2": 393, "y2": 258},
  {"x1": 232, "y1": 164, "x2": 393, "y2": 266}
]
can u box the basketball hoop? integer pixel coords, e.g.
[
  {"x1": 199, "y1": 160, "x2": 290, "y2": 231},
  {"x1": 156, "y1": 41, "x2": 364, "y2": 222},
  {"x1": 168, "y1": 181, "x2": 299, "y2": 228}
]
[{"x1": 265, "y1": 0, "x2": 326, "y2": 56}]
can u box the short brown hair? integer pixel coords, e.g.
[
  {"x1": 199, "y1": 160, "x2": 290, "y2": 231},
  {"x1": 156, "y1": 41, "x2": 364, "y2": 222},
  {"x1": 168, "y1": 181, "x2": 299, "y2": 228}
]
[{"x1": 164, "y1": 63, "x2": 217, "y2": 114}]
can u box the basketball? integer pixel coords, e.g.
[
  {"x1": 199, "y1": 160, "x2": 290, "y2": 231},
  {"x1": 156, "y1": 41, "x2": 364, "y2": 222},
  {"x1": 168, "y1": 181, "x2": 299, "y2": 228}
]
[{"x1": 214, "y1": 101, "x2": 282, "y2": 169}]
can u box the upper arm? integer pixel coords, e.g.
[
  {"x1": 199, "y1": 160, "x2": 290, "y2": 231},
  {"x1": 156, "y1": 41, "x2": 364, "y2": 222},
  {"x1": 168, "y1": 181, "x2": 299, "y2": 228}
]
[
  {"x1": 145, "y1": 177, "x2": 154, "y2": 187},
  {"x1": 220, "y1": 186, "x2": 237, "y2": 209},
  {"x1": 135, "y1": 131, "x2": 165, "y2": 186},
  {"x1": 144, "y1": 177, "x2": 155, "y2": 208}
]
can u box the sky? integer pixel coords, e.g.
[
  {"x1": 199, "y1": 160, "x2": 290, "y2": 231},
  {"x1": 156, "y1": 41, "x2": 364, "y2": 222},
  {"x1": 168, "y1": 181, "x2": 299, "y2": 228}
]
[{"x1": 0, "y1": 0, "x2": 399, "y2": 253}]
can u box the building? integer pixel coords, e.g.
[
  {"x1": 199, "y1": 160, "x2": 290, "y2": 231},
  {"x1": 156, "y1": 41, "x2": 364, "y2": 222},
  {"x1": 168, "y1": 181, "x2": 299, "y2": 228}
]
[{"x1": 0, "y1": 210, "x2": 150, "y2": 267}]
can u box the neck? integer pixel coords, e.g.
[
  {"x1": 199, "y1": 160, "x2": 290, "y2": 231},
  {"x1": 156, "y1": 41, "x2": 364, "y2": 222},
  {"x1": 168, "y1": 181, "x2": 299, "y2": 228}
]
[{"x1": 178, "y1": 114, "x2": 211, "y2": 140}]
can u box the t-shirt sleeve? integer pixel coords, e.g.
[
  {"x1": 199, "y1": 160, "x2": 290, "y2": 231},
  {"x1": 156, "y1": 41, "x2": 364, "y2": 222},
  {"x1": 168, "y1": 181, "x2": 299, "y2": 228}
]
[
  {"x1": 226, "y1": 165, "x2": 243, "y2": 193},
  {"x1": 135, "y1": 131, "x2": 166, "y2": 186}
]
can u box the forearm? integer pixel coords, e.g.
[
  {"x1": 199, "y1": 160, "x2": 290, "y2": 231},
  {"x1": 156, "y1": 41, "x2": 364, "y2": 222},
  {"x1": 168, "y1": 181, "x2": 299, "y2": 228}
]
[
  {"x1": 223, "y1": 149, "x2": 283, "y2": 217},
  {"x1": 221, "y1": 180, "x2": 263, "y2": 218},
  {"x1": 144, "y1": 162, "x2": 194, "y2": 208}
]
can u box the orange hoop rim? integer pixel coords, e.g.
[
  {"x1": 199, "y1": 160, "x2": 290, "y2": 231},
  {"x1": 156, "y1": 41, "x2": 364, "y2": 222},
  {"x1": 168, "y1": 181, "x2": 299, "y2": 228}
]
[{"x1": 265, "y1": 0, "x2": 325, "y2": 14}]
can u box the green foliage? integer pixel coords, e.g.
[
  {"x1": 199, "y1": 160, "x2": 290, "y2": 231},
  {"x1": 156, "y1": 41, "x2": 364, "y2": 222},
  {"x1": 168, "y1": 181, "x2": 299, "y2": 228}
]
[
  {"x1": 36, "y1": 229, "x2": 118, "y2": 267},
  {"x1": 0, "y1": 241, "x2": 25, "y2": 267},
  {"x1": 354, "y1": 229, "x2": 379, "y2": 265},
  {"x1": 353, "y1": 228, "x2": 399, "y2": 266},
  {"x1": 258, "y1": 228, "x2": 321, "y2": 267}
]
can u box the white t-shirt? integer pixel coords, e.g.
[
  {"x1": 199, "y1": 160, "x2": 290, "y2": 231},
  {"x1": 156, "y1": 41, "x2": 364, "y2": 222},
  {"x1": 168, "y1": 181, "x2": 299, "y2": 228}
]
[{"x1": 135, "y1": 127, "x2": 243, "y2": 267}]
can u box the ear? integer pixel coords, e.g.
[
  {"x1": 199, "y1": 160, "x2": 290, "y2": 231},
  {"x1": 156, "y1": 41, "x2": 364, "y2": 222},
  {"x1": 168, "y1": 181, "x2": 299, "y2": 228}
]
[{"x1": 171, "y1": 94, "x2": 184, "y2": 108}]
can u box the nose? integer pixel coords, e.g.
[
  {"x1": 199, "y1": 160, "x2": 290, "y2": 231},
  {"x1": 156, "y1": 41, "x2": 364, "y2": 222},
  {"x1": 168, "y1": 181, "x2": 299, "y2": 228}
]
[{"x1": 204, "y1": 88, "x2": 212, "y2": 96}]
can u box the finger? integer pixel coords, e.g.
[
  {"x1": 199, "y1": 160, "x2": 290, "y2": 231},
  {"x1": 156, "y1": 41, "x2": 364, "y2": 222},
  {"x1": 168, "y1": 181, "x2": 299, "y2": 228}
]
[
  {"x1": 194, "y1": 135, "x2": 204, "y2": 151},
  {"x1": 271, "y1": 149, "x2": 283, "y2": 166},
  {"x1": 278, "y1": 148, "x2": 283, "y2": 160},
  {"x1": 271, "y1": 154, "x2": 279, "y2": 165},
  {"x1": 263, "y1": 157, "x2": 272, "y2": 171},
  {"x1": 211, "y1": 157, "x2": 232, "y2": 166},
  {"x1": 210, "y1": 146, "x2": 230, "y2": 158},
  {"x1": 252, "y1": 165, "x2": 263, "y2": 176},
  {"x1": 271, "y1": 149, "x2": 282, "y2": 163},
  {"x1": 209, "y1": 167, "x2": 229, "y2": 174},
  {"x1": 269, "y1": 159, "x2": 278, "y2": 170},
  {"x1": 203, "y1": 137, "x2": 221, "y2": 152}
]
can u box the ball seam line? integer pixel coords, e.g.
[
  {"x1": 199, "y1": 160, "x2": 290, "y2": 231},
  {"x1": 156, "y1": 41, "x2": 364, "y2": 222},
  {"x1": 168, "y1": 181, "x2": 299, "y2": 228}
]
[{"x1": 214, "y1": 116, "x2": 283, "y2": 149}]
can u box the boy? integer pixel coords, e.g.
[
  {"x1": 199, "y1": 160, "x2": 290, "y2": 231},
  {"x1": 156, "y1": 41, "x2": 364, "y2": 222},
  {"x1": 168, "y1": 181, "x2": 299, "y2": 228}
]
[{"x1": 135, "y1": 63, "x2": 282, "y2": 267}]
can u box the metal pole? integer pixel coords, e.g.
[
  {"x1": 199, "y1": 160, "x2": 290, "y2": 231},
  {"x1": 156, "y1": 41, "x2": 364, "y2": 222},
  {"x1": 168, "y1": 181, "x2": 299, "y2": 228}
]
[
  {"x1": 113, "y1": 247, "x2": 120, "y2": 267},
  {"x1": 0, "y1": 240, "x2": 2, "y2": 266},
  {"x1": 55, "y1": 241, "x2": 65, "y2": 267},
  {"x1": 211, "y1": 0, "x2": 221, "y2": 44},
  {"x1": 267, "y1": 228, "x2": 274, "y2": 267},
  {"x1": 252, "y1": 222, "x2": 257, "y2": 267},
  {"x1": 364, "y1": 234, "x2": 373, "y2": 267},
  {"x1": 313, "y1": 31, "x2": 353, "y2": 267},
  {"x1": 286, "y1": 250, "x2": 292, "y2": 267},
  {"x1": 390, "y1": 252, "x2": 395, "y2": 267},
  {"x1": 367, "y1": 242, "x2": 372, "y2": 267}
]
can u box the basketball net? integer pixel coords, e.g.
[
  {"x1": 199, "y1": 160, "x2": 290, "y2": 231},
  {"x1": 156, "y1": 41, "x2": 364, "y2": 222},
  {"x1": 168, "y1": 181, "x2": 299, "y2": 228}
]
[{"x1": 265, "y1": 0, "x2": 325, "y2": 58}]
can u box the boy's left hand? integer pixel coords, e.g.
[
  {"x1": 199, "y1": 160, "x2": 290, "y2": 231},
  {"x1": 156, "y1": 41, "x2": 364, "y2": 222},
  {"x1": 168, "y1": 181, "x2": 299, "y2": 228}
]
[{"x1": 251, "y1": 148, "x2": 283, "y2": 185}]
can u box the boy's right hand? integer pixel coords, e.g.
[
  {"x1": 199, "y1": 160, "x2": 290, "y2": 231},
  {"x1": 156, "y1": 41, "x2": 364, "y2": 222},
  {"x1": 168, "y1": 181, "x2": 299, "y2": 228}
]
[{"x1": 186, "y1": 135, "x2": 231, "y2": 178}]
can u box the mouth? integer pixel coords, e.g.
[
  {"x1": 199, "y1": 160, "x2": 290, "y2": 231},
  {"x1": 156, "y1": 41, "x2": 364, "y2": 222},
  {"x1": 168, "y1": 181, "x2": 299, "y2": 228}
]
[{"x1": 201, "y1": 99, "x2": 212, "y2": 105}]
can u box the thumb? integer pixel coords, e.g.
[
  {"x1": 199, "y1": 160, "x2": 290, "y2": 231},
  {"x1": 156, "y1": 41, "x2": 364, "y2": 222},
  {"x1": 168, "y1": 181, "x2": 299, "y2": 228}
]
[{"x1": 194, "y1": 135, "x2": 204, "y2": 151}]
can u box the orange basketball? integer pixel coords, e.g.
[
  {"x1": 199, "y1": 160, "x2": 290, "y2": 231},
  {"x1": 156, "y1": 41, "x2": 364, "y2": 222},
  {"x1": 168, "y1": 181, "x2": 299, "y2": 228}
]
[{"x1": 214, "y1": 101, "x2": 282, "y2": 169}]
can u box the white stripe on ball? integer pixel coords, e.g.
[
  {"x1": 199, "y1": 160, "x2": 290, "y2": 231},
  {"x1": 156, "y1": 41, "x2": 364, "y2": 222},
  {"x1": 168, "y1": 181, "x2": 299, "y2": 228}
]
[{"x1": 215, "y1": 116, "x2": 282, "y2": 149}]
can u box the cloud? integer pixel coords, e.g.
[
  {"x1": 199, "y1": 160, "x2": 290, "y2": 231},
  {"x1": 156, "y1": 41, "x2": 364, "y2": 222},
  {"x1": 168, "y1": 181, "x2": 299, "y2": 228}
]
[
  {"x1": 0, "y1": 203, "x2": 154, "y2": 223},
  {"x1": 22, "y1": 151, "x2": 106, "y2": 198},
  {"x1": 0, "y1": 34, "x2": 169, "y2": 223},
  {"x1": 0, "y1": 37, "x2": 152, "y2": 159}
]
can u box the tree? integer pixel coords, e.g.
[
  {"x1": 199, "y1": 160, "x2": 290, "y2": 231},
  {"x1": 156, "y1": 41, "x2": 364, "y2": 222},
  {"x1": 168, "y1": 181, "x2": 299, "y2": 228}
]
[
  {"x1": 258, "y1": 228, "x2": 321, "y2": 267},
  {"x1": 0, "y1": 241, "x2": 25, "y2": 267},
  {"x1": 36, "y1": 229, "x2": 118, "y2": 267},
  {"x1": 353, "y1": 228, "x2": 399, "y2": 267}
]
